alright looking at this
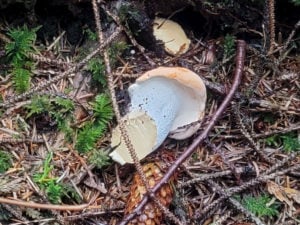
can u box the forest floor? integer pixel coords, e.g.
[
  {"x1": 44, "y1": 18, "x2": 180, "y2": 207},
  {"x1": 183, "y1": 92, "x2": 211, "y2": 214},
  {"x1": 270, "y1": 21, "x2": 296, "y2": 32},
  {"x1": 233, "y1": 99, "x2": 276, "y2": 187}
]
[{"x1": 0, "y1": 1, "x2": 299, "y2": 225}]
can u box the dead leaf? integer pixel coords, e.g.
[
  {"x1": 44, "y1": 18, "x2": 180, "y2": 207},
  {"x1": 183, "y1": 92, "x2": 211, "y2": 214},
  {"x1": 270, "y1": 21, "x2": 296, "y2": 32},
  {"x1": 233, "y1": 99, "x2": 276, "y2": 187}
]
[
  {"x1": 267, "y1": 181, "x2": 293, "y2": 207},
  {"x1": 284, "y1": 187, "x2": 300, "y2": 204},
  {"x1": 84, "y1": 177, "x2": 107, "y2": 194}
]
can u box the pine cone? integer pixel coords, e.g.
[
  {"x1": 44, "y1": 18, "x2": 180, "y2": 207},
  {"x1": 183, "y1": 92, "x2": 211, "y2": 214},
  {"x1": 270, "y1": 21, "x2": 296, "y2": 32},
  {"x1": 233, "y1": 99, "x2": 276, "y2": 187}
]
[{"x1": 125, "y1": 162, "x2": 174, "y2": 225}]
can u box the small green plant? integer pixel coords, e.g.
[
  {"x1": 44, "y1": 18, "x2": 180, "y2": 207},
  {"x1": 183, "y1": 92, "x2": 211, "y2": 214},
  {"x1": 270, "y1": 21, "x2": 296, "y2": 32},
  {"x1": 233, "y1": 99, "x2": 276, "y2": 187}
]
[
  {"x1": 88, "y1": 148, "x2": 111, "y2": 169},
  {"x1": 25, "y1": 95, "x2": 75, "y2": 138},
  {"x1": 281, "y1": 133, "x2": 300, "y2": 152},
  {"x1": 241, "y1": 194, "x2": 280, "y2": 218},
  {"x1": 223, "y1": 34, "x2": 236, "y2": 58},
  {"x1": 5, "y1": 25, "x2": 40, "y2": 93},
  {"x1": 54, "y1": 114, "x2": 74, "y2": 142},
  {"x1": 0, "y1": 151, "x2": 12, "y2": 173},
  {"x1": 87, "y1": 42, "x2": 128, "y2": 86},
  {"x1": 91, "y1": 94, "x2": 114, "y2": 124},
  {"x1": 25, "y1": 95, "x2": 52, "y2": 118},
  {"x1": 87, "y1": 57, "x2": 106, "y2": 86},
  {"x1": 75, "y1": 94, "x2": 113, "y2": 153},
  {"x1": 84, "y1": 27, "x2": 97, "y2": 41},
  {"x1": 5, "y1": 25, "x2": 39, "y2": 60},
  {"x1": 108, "y1": 41, "x2": 128, "y2": 66},
  {"x1": 53, "y1": 97, "x2": 75, "y2": 113},
  {"x1": 290, "y1": 0, "x2": 300, "y2": 6},
  {"x1": 75, "y1": 122, "x2": 106, "y2": 153},
  {"x1": 33, "y1": 152, "x2": 64, "y2": 204},
  {"x1": 265, "y1": 132, "x2": 300, "y2": 153},
  {"x1": 33, "y1": 152, "x2": 80, "y2": 204}
]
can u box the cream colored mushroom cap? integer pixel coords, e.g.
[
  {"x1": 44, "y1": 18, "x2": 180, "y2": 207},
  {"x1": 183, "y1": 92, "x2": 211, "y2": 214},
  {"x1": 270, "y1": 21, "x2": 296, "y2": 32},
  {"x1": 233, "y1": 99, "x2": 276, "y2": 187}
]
[
  {"x1": 137, "y1": 67, "x2": 207, "y2": 139},
  {"x1": 153, "y1": 17, "x2": 191, "y2": 56}
]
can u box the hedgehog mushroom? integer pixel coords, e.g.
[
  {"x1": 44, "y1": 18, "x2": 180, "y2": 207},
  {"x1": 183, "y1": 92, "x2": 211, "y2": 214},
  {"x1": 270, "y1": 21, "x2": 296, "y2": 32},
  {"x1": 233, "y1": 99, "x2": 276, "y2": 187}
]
[
  {"x1": 153, "y1": 17, "x2": 191, "y2": 56},
  {"x1": 109, "y1": 67, "x2": 206, "y2": 165}
]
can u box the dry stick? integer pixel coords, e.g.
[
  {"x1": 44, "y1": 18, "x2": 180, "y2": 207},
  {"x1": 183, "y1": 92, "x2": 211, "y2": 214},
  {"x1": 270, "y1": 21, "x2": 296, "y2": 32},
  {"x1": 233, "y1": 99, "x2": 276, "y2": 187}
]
[
  {"x1": 28, "y1": 52, "x2": 75, "y2": 67},
  {"x1": 0, "y1": 197, "x2": 89, "y2": 211},
  {"x1": 213, "y1": 210, "x2": 232, "y2": 225},
  {"x1": 0, "y1": 28, "x2": 121, "y2": 109},
  {"x1": 204, "y1": 78, "x2": 299, "y2": 114},
  {"x1": 279, "y1": 19, "x2": 300, "y2": 61},
  {"x1": 119, "y1": 40, "x2": 247, "y2": 225},
  {"x1": 179, "y1": 166, "x2": 256, "y2": 188},
  {"x1": 92, "y1": 0, "x2": 148, "y2": 190},
  {"x1": 218, "y1": 123, "x2": 300, "y2": 140},
  {"x1": 1, "y1": 204, "x2": 29, "y2": 223},
  {"x1": 232, "y1": 102, "x2": 274, "y2": 164},
  {"x1": 267, "y1": 0, "x2": 276, "y2": 53},
  {"x1": 92, "y1": 2, "x2": 182, "y2": 225},
  {"x1": 0, "y1": 137, "x2": 44, "y2": 144}
]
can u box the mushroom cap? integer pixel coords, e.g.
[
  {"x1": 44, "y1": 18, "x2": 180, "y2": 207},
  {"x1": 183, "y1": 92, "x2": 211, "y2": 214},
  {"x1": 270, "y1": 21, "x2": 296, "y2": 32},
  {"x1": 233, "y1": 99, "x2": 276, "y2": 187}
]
[
  {"x1": 153, "y1": 17, "x2": 191, "y2": 56},
  {"x1": 109, "y1": 67, "x2": 207, "y2": 165},
  {"x1": 109, "y1": 111, "x2": 157, "y2": 165},
  {"x1": 137, "y1": 67, "x2": 207, "y2": 139}
]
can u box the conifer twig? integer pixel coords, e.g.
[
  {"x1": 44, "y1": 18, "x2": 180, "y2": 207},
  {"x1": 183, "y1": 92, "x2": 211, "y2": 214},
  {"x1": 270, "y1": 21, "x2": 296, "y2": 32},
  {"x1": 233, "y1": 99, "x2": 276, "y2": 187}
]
[
  {"x1": 0, "y1": 197, "x2": 89, "y2": 211},
  {"x1": 267, "y1": 0, "x2": 276, "y2": 54},
  {"x1": 232, "y1": 102, "x2": 274, "y2": 164}
]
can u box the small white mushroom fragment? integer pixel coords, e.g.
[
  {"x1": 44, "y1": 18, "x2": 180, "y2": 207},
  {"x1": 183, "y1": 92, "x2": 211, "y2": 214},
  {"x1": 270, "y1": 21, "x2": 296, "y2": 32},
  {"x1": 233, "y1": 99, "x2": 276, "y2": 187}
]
[
  {"x1": 153, "y1": 17, "x2": 191, "y2": 56},
  {"x1": 109, "y1": 67, "x2": 206, "y2": 165}
]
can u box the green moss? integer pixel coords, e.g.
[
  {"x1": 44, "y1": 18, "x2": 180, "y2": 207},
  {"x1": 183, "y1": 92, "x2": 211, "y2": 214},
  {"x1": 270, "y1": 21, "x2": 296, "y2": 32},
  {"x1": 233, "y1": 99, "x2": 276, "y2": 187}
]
[
  {"x1": 75, "y1": 122, "x2": 106, "y2": 153},
  {"x1": 240, "y1": 194, "x2": 280, "y2": 218},
  {"x1": 33, "y1": 152, "x2": 80, "y2": 204},
  {"x1": 223, "y1": 34, "x2": 236, "y2": 58},
  {"x1": 75, "y1": 94, "x2": 113, "y2": 153},
  {"x1": 290, "y1": 0, "x2": 300, "y2": 6},
  {"x1": 265, "y1": 132, "x2": 300, "y2": 153},
  {"x1": 0, "y1": 151, "x2": 12, "y2": 173},
  {"x1": 88, "y1": 148, "x2": 111, "y2": 169},
  {"x1": 5, "y1": 25, "x2": 40, "y2": 93}
]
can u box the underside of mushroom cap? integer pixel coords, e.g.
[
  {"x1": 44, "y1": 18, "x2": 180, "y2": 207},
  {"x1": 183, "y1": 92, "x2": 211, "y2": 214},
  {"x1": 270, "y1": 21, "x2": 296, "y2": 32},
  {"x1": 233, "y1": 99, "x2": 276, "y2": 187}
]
[{"x1": 137, "y1": 67, "x2": 207, "y2": 139}]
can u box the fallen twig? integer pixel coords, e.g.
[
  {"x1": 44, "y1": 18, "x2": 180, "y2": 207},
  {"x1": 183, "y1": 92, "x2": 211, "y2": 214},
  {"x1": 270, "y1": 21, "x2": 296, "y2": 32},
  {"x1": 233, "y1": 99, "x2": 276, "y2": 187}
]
[{"x1": 0, "y1": 197, "x2": 89, "y2": 211}]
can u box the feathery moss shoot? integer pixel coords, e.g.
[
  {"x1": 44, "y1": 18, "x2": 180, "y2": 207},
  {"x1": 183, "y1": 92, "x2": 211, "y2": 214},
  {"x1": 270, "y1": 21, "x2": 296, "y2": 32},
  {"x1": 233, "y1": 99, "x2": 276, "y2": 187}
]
[
  {"x1": 241, "y1": 194, "x2": 280, "y2": 218},
  {"x1": 5, "y1": 25, "x2": 40, "y2": 93},
  {"x1": 75, "y1": 94, "x2": 113, "y2": 153}
]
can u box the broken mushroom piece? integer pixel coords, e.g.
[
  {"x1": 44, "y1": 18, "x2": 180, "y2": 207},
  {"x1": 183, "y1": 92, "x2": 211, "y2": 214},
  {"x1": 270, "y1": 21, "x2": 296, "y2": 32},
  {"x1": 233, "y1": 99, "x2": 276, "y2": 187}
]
[
  {"x1": 153, "y1": 17, "x2": 191, "y2": 56},
  {"x1": 109, "y1": 111, "x2": 157, "y2": 165},
  {"x1": 109, "y1": 67, "x2": 206, "y2": 165}
]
